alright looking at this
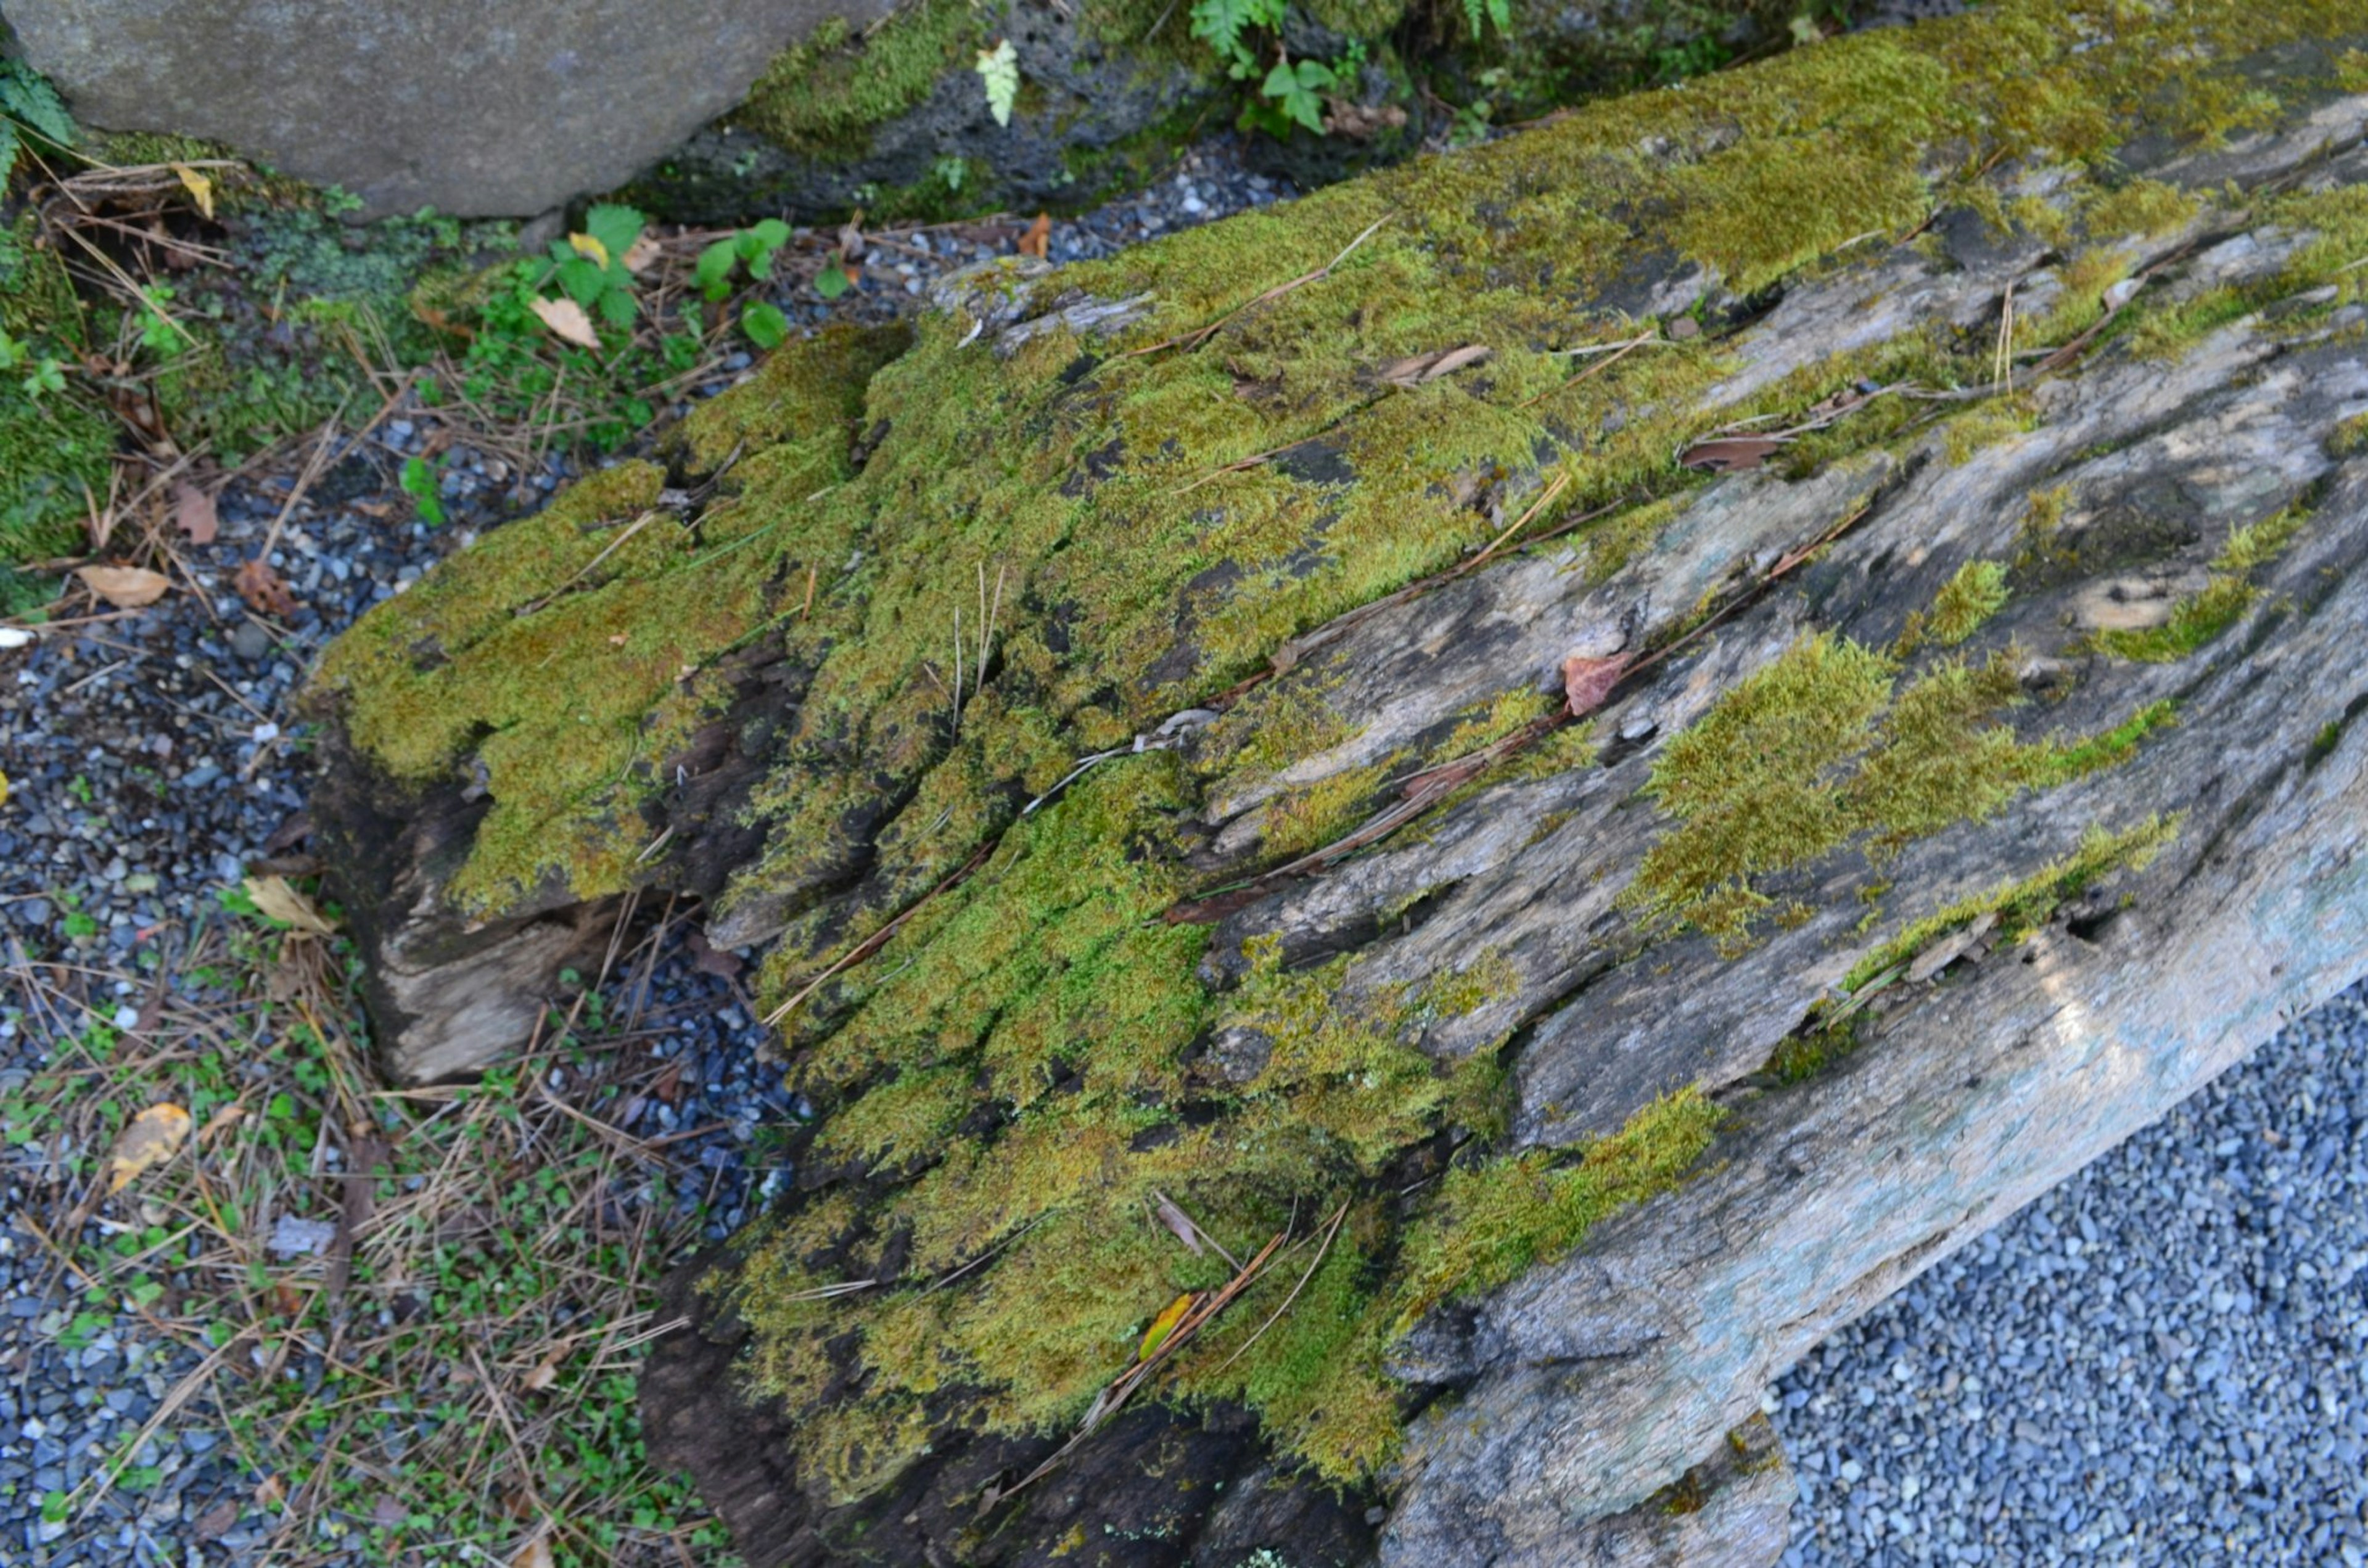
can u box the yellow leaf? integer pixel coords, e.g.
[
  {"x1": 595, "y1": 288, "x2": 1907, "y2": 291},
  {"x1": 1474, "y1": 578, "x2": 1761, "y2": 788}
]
[
  {"x1": 76, "y1": 565, "x2": 171, "y2": 609},
  {"x1": 0, "y1": 767, "x2": 9, "y2": 810},
  {"x1": 242, "y1": 875, "x2": 337, "y2": 935},
  {"x1": 566, "y1": 231, "x2": 610, "y2": 268},
  {"x1": 1138, "y1": 1292, "x2": 1195, "y2": 1362},
  {"x1": 171, "y1": 163, "x2": 215, "y2": 220},
  {"x1": 528, "y1": 295, "x2": 602, "y2": 351},
  {"x1": 107, "y1": 1104, "x2": 192, "y2": 1192}
]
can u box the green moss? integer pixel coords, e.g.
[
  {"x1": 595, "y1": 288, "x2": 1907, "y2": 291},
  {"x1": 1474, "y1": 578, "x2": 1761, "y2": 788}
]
[
  {"x1": 1626, "y1": 592, "x2": 2177, "y2": 950},
  {"x1": 2332, "y1": 413, "x2": 2368, "y2": 459},
  {"x1": 738, "y1": 0, "x2": 986, "y2": 161},
  {"x1": 1894, "y1": 559, "x2": 2009, "y2": 654},
  {"x1": 1841, "y1": 815, "x2": 2179, "y2": 992},
  {"x1": 0, "y1": 220, "x2": 113, "y2": 569},
  {"x1": 2092, "y1": 501, "x2": 2309, "y2": 662},
  {"x1": 321, "y1": 0, "x2": 2368, "y2": 1504}
]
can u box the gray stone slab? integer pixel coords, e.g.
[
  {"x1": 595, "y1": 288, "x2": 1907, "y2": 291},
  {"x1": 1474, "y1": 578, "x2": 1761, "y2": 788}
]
[{"x1": 2, "y1": 0, "x2": 890, "y2": 216}]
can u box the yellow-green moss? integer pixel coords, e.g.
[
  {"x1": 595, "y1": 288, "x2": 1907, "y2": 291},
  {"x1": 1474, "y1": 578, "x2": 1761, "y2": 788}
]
[
  {"x1": 321, "y1": 0, "x2": 2368, "y2": 1504},
  {"x1": 1841, "y1": 815, "x2": 2179, "y2": 992},
  {"x1": 1895, "y1": 559, "x2": 2010, "y2": 654},
  {"x1": 2092, "y1": 500, "x2": 2309, "y2": 662},
  {"x1": 1624, "y1": 606, "x2": 2177, "y2": 950},
  {"x1": 737, "y1": 0, "x2": 984, "y2": 160}
]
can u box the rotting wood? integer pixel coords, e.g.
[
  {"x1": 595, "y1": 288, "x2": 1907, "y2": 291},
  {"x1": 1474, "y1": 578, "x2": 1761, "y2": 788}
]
[{"x1": 308, "y1": 4, "x2": 2368, "y2": 1563}]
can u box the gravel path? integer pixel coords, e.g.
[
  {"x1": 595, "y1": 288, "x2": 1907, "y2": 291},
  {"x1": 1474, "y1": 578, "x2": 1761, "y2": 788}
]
[
  {"x1": 4, "y1": 122, "x2": 2362, "y2": 1567},
  {"x1": 1774, "y1": 982, "x2": 2368, "y2": 1566}
]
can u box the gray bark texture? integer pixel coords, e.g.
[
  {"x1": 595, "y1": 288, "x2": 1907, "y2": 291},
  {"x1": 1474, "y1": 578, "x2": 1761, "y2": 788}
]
[{"x1": 304, "y1": 3, "x2": 2368, "y2": 1562}]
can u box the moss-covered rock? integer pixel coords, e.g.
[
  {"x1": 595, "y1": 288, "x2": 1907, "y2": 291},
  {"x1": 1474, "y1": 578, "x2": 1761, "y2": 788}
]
[
  {"x1": 622, "y1": 0, "x2": 1807, "y2": 223},
  {"x1": 308, "y1": 4, "x2": 2368, "y2": 1561}
]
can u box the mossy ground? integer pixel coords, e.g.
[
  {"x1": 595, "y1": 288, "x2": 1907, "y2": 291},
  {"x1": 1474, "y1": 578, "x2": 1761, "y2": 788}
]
[{"x1": 313, "y1": 0, "x2": 2368, "y2": 1506}]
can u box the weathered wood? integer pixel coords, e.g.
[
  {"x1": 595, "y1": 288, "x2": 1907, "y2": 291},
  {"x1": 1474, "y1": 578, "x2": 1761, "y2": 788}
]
[{"x1": 309, "y1": 2, "x2": 2368, "y2": 1562}]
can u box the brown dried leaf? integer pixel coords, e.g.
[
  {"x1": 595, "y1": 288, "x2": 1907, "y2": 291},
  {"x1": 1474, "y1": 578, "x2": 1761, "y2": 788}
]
[
  {"x1": 513, "y1": 1535, "x2": 556, "y2": 1568},
  {"x1": 234, "y1": 557, "x2": 300, "y2": 617},
  {"x1": 243, "y1": 874, "x2": 336, "y2": 935},
  {"x1": 1376, "y1": 343, "x2": 1493, "y2": 388},
  {"x1": 1151, "y1": 1192, "x2": 1204, "y2": 1256},
  {"x1": 838, "y1": 211, "x2": 867, "y2": 262},
  {"x1": 172, "y1": 482, "x2": 218, "y2": 544},
  {"x1": 528, "y1": 293, "x2": 602, "y2": 351},
  {"x1": 1019, "y1": 211, "x2": 1052, "y2": 261},
  {"x1": 76, "y1": 564, "x2": 171, "y2": 609},
  {"x1": 107, "y1": 1103, "x2": 192, "y2": 1192},
  {"x1": 1679, "y1": 435, "x2": 1784, "y2": 473},
  {"x1": 1561, "y1": 651, "x2": 1634, "y2": 718},
  {"x1": 520, "y1": 1358, "x2": 561, "y2": 1393},
  {"x1": 619, "y1": 234, "x2": 664, "y2": 274}
]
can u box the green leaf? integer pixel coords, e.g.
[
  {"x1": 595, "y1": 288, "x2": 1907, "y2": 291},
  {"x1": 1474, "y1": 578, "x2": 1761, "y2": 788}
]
[
  {"x1": 741, "y1": 302, "x2": 790, "y2": 350},
  {"x1": 555, "y1": 257, "x2": 608, "y2": 307},
  {"x1": 596, "y1": 285, "x2": 638, "y2": 329},
  {"x1": 583, "y1": 203, "x2": 646, "y2": 263},
  {"x1": 814, "y1": 265, "x2": 852, "y2": 301},
  {"x1": 975, "y1": 38, "x2": 1020, "y2": 128},
  {"x1": 694, "y1": 240, "x2": 739, "y2": 302},
  {"x1": 0, "y1": 62, "x2": 76, "y2": 147}
]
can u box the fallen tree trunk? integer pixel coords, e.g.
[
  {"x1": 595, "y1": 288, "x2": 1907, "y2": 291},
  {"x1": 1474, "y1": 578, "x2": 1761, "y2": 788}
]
[{"x1": 307, "y1": 2, "x2": 2368, "y2": 1562}]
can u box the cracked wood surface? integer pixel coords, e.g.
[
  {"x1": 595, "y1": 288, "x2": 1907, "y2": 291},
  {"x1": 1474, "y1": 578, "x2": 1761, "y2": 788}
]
[{"x1": 310, "y1": 8, "x2": 2368, "y2": 1562}]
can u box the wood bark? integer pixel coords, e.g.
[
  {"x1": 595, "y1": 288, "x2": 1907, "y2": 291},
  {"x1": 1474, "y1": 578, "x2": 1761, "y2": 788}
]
[{"x1": 307, "y1": 4, "x2": 2368, "y2": 1563}]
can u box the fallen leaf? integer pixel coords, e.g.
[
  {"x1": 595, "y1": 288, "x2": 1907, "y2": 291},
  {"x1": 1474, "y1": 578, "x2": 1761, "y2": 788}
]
[
  {"x1": 172, "y1": 482, "x2": 218, "y2": 544},
  {"x1": 1906, "y1": 910, "x2": 1998, "y2": 985},
  {"x1": 372, "y1": 1496, "x2": 407, "y2": 1530},
  {"x1": 269, "y1": 1281, "x2": 303, "y2": 1317},
  {"x1": 1679, "y1": 435, "x2": 1783, "y2": 473},
  {"x1": 838, "y1": 210, "x2": 867, "y2": 263},
  {"x1": 1019, "y1": 211, "x2": 1051, "y2": 260},
  {"x1": 196, "y1": 1102, "x2": 246, "y2": 1146},
  {"x1": 565, "y1": 231, "x2": 611, "y2": 268},
  {"x1": 528, "y1": 294, "x2": 602, "y2": 351},
  {"x1": 619, "y1": 234, "x2": 663, "y2": 274},
  {"x1": 192, "y1": 1498, "x2": 240, "y2": 1540},
  {"x1": 234, "y1": 557, "x2": 300, "y2": 617},
  {"x1": 1151, "y1": 1192, "x2": 1204, "y2": 1256},
  {"x1": 514, "y1": 1535, "x2": 556, "y2": 1568},
  {"x1": 1376, "y1": 343, "x2": 1492, "y2": 388},
  {"x1": 686, "y1": 926, "x2": 743, "y2": 980},
  {"x1": 107, "y1": 1103, "x2": 192, "y2": 1192},
  {"x1": 1138, "y1": 1292, "x2": 1196, "y2": 1362},
  {"x1": 255, "y1": 1475, "x2": 287, "y2": 1509},
  {"x1": 76, "y1": 564, "x2": 171, "y2": 609},
  {"x1": 521, "y1": 1358, "x2": 561, "y2": 1392},
  {"x1": 171, "y1": 163, "x2": 215, "y2": 220},
  {"x1": 243, "y1": 874, "x2": 336, "y2": 935},
  {"x1": 1561, "y1": 651, "x2": 1634, "y2": 718}
]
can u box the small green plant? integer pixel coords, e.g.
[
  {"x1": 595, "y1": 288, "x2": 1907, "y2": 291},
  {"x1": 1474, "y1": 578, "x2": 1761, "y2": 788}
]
[
  {"x1": 0, "y1": 57, "x2": 73, "y2": 187},
  {"x1": 693, "y1": 219, "x2": 792, "y2": 302},
  {"x1": 400, "y1": 454, "x2": 446, "y2": 527},
  {"x1": 538, "y1": 203, "x2": 647, "y2": 334},
  {"x1": 976, "y1": 38, "x2": 1020, "y2": 127},
  {"x1": 934, "y1": 155, "x2": 970, "y2": 194}
]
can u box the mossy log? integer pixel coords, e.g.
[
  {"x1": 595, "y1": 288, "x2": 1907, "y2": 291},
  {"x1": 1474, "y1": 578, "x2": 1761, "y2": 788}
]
[{"x1": 306, "y1": 3, "x2": 2368, "y2": 1562}]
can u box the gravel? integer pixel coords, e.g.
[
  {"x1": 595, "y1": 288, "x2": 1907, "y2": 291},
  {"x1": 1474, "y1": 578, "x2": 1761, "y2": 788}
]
[
  {"x1": 3, "y1": 120, "x2": 2362, "y2": 1566},
  {"x1": 1775, "y1": 979, "x2": 2368, "y2": 1566}
]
